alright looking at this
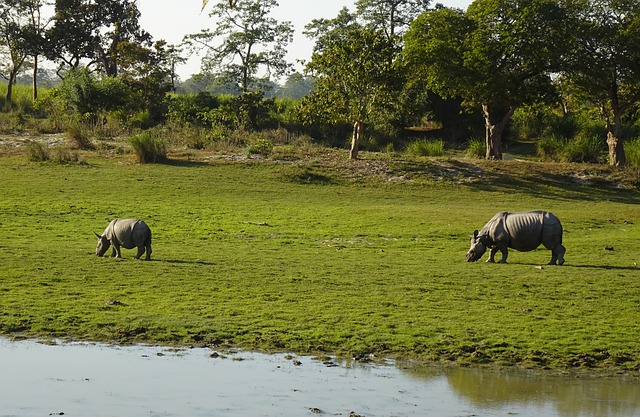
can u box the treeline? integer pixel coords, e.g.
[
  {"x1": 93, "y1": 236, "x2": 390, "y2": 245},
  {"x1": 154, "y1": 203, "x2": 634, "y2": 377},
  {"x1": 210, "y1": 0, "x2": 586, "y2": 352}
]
[{"x1": 1, "y1": 0, "x2": 640, "y2": 166}]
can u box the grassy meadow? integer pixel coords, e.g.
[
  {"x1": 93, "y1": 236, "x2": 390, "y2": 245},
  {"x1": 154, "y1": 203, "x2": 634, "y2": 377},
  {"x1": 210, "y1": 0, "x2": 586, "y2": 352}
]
[{"x1": 0, "y1": 145, "x2": 639, "y2": 374}]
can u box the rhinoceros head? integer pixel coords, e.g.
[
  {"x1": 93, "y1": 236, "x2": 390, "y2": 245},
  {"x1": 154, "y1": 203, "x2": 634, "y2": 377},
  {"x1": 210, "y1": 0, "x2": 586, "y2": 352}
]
[
  {"x1": 466, "y1": 230, "x2": 487, "y2": 262},
  {"x1": 95, "y1": 232, "x2": 111, "y2": 257}
]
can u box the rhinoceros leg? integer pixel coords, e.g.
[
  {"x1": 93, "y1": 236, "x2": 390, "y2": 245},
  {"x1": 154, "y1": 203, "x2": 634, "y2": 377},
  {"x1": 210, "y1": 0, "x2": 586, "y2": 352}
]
[
  {"x1": 144, "y1": 242, "x2": 152, "y2": 261},
  {"x1": 487, "y1": 245, "x2": 509, "y2": 263},
  {"x1": 489, "y1": 243, "x2": 509, "y2": 263},
  {"x1": 487, "y1": 246, "x2": 498, "y2": 262},
  {"x1": 549, "y1": 244, "x2": 566, "y2": 265},
  {"x1": 111, "y1": 241, "x2": 122, "y2": 258},
  {"x1": 135, "y1": 246, "x2": 145, "y2": 259}
]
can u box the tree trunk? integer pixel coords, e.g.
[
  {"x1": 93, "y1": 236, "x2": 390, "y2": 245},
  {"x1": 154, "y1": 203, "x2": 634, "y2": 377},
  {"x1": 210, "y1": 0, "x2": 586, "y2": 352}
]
[
  {"x1": 482, "y1": 103, "x2": 514, "y2": 160},
  {"x1": 350, "y1": 120, "x2": 362, "y2": 160},
  {"x1": 606, "y1": 112, "x2": 626, "y2": 166},
  {"x1": 606, "y1": 131, "x2": 625, "y2": 166},
  {"x1": 32, "y1": 55, "x2": 38, "y2": 101},
  {"x1": 5, "y1": 72, "x2": 15, "y2": 106},
  {"x1": 605, "y1": 100, "x2": 627, "y2": 166}
]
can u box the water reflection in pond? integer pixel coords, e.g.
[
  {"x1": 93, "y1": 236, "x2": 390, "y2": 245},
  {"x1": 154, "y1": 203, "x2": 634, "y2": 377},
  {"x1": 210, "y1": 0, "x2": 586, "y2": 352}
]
[{"x1": 1, "y1": 338, "x2": 638, "y2": 417}]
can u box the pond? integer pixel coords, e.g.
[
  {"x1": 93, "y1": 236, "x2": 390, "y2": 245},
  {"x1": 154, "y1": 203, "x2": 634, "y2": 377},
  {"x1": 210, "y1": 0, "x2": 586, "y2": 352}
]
[{"x1": 1, "y1": 338, "x2": 638, "y2": 417}]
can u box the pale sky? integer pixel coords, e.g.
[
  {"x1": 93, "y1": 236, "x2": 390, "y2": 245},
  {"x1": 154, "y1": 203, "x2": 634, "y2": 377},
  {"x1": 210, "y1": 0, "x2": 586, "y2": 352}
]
[{"x1": 136, "y1": 0, "x2": 473, "y2": 80}]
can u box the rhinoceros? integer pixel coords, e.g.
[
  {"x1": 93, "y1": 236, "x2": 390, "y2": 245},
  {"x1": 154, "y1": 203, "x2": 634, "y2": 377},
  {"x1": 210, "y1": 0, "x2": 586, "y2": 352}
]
[
  {"x1": 95, "y1": 218, "x2": 152, "y2": 260},
  {"x1": 466, "y1": 211, "x2": 565, "y2": 265}
]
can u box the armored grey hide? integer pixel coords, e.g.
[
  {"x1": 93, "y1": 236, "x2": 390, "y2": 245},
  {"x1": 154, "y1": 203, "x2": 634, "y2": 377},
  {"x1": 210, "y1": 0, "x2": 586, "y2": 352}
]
[
  {"x1": 95, "y1": 218, "x2": 152, "y2": 260},
  {"x1": 466, "y1": 211, "x2": 565, "y2": 265}
]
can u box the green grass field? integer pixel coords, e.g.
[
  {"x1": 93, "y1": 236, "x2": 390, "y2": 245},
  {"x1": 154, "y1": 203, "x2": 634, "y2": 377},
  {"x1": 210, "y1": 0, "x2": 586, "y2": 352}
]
[{"x1": 0, "y1": 148, "x2": 638, "y2": 374}]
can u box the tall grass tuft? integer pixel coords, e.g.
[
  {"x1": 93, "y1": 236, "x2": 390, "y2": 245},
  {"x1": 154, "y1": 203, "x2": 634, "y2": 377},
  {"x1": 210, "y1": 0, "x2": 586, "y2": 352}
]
[
  {"x1": 626, "y1": 137, "x2": 640, "y2": 167},
  {"x1": 562, "y1": 134, "x2": 606, "y2": 163},
  {"x1": 538, "y1": 134, "x2": 606, "y2": 163},
  {"x1": 66, "y1": 123, "x2": 94, "y2": 150},
  {"x1": 130, "y1": 131, "x2": 167, "y2": 163},
  {"x1": 465, "y1": 138, "x2": 486, "y2": 159},
  {"x1": 537, "y1": 135, "x2": 567, "y2": 161},
  {"x1": 405, "y1": 139, "x2": 445, "y2": 157},
  {"x1": 25, "y1": 140, "x2": 49, "y2": 162}
]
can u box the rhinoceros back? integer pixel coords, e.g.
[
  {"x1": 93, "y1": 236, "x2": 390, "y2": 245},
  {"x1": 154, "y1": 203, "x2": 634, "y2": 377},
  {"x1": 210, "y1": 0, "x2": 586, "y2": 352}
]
[
  {"x1": 104, "y1": 218, "x2": 151, "y2": 249},
  {"x1": 503, "y1": 211, "x2": 547, "y2": 251}
]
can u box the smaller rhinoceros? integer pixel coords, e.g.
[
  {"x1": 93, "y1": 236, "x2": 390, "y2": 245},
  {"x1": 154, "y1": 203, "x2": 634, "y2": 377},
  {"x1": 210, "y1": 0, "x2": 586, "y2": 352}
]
[
  {"x1": 466, "y1": 211, "x2": 565, "y2": 265},
  {"x1": 95, "y1": 218, "x2": 152, "y2": 260}
]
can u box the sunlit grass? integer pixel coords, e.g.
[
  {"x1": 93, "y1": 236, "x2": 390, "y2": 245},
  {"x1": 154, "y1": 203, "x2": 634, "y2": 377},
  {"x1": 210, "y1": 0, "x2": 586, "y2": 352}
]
[{"x1": 0, "y1": 153, "x2": 638, "y2": 373}]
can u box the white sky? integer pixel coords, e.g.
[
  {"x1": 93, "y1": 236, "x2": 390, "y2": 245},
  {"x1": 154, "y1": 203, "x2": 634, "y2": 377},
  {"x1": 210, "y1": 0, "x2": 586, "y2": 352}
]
[{"x1": 136, "y1": 0, "x2": 473, "y2": 80}]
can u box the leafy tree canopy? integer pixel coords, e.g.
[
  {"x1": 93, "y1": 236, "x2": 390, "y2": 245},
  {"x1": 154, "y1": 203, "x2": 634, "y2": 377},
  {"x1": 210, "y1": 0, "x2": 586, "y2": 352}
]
[{"x1": 183, "y1": 0, "x2": 293, "y2": 93}]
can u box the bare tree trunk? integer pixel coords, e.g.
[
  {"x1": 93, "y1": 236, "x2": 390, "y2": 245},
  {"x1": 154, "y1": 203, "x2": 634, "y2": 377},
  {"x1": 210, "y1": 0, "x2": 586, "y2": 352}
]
[
  {"x1": 606, "y1": 113, "x2": 626, "y2": 166},
  {"x1": 482, "y1": 103, "x2": 514, "y2": 160},
  {"x1": 350, "y1": 120, "x2": 362, "y2": 160},
  {"x1": 5, "y1": 72, "x2": 16, "y2": 106},
  {"x1": 606, "y1": 131, "x2": 625, "y2": 166},
  {"x1": 605, "y1": 101, "x2": 627, "y2": 166},
  {"x1": 32, "y1": 55, "x2": 38, "y2": 101}
]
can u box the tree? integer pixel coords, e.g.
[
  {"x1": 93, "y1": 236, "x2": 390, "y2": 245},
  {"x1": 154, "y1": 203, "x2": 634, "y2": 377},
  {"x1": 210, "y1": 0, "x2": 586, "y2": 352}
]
[
  {"x1": 355, "y1": 0, "x2": 430, "y2": 41},
  {"x1": 0, "y1": 0, "x2": 47, "y2": 104},
  {"x1": 562, "y1": 0, "x2": 640, "y2": 166},
  {"x1": 276, "y1": 72, "x2": 314, "y2": 99},
  {"x1": 402, "y1": 0, "x2": 571, "y2": 159},
  {"x1": 302, "y1": 23, "x2": 397, "y2": 159},
  {"x1": 115, "y1": 39, "x2": 174, "y2": 121},
  {"x1": 46, "y1": 0, "x2": 150, "y2": 76},
  {"x1": 184, "y1": 0, "x2": 293, "y2": 93}
]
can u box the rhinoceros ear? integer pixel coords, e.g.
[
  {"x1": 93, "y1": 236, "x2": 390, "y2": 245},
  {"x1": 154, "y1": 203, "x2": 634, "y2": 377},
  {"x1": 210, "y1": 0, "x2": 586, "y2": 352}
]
[{"x1": 473, "y1": 230, "x2": 479, "y2": 238}]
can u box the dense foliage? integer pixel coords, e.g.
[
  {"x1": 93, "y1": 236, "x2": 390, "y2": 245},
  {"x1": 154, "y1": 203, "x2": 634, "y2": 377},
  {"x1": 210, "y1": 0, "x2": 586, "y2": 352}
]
[{"x1": 2, "y1": 0, "x2": 640, "y2": 166}]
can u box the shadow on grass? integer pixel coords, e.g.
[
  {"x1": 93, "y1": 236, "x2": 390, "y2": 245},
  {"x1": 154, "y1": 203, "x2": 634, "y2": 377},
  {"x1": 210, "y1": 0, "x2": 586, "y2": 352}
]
[
  {"x1": 162, "y1": 159, "x2": 211, "y2": 168},
  {"x1": 568, "y1": 264, "x2": 638, "y2": 271},
  {"x1": 504, "y1": 261, "x2": 638, "y2": 271},
  {"x1": 427, "y1": 159, "x2": 638, "y2": 205},
  {"x1": 159, "y1": 259, "x2": 216, "y2": 266}
]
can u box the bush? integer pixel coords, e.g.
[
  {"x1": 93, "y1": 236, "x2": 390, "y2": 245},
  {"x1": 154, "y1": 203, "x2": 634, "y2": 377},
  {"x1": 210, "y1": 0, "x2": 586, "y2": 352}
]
[
  {"x1": 130, "y1": 131, "x2": 167, "y2": 163},
  {"x1": 66, "y1": 123, "x2": 94, "y2": 150},
  {"x1": 562, "y1": 134, "x2": 606, "y2": 163},
  {"x1": 25, "y1": 140, "x2": 49, "y2": 162},
  {"x1": 625, "y1": 137, "x2": 640, "y2": 167},
  {"x1": 537, "y1": 134, "x2": 606, "y2": 163},
  {"x1": 246, "y1": 138, "x2": 274, "y2": 157},
  {"x1": 51, "y1": 146, "x2": 81, "y2": 164},
  {"x1": 537, "y1": 135, "x2": 567, "y2": 161},
  {"x1": 405, "y1": 139, "x2": 445, "y2": 157},
  {"x1": 465, "y1": 138, "x2": 486, "y2": 159}
]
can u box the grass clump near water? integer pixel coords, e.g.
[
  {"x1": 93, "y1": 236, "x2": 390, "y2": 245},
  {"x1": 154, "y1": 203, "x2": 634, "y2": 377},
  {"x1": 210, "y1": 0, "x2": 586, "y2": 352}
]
[{"x1": 0, "y1": 149, "x2": 638, "y2": 375}]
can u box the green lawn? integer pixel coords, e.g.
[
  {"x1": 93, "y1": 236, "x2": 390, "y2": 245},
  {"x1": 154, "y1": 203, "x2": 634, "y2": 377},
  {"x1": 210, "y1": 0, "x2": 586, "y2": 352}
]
[{"x1": 0, "y1": 152, "x2": 638, "y2": 373}]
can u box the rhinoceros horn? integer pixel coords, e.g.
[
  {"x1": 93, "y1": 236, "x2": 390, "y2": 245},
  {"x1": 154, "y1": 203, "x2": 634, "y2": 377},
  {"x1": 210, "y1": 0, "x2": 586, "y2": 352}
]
[{"x1": 94, "y1": 232, "x2": 102, "y2": 238}]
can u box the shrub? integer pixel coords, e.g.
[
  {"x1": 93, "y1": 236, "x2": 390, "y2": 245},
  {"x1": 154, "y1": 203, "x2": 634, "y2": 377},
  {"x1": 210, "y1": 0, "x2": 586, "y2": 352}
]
[
  {"x1": 625, "y1": 137, "x2": 640, "y2": 167},
  {"x1": 25, "y1": 140, "x2": 49, "y2": 162},
  {"x1": 51, "y1": 146, "x2": 81, "y2": 164},
  {"x1": 537, "y1": 135, "x2": 567, "y2": 161},
  {"x1": 66, "y1": 123, "x2": 94, "y2": 150},
  {"x1": 246, "y1": 138, "x2": 274, "y2": 157},
  {"x1": 561, "y1": 134, "x2": 606, "y2": 163},
  {"x1": 465, "y1": 138, "x2": 486, "y2": 159},
  {"x1": 130, "y1": 131, "x2": 167, "y2": 163},
  {"x1": 405, "y1": 139, "x2": 445, "y2": 157}
]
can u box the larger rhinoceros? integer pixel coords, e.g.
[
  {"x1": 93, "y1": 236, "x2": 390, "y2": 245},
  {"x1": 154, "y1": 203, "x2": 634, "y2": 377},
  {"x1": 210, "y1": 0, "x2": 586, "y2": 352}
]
[
  {"x1": 95, "y1": 218, "x2": 152, "y2": 260},
  {"x1": 466, "y1": 211, "x2": 565, "y2": 265}
]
